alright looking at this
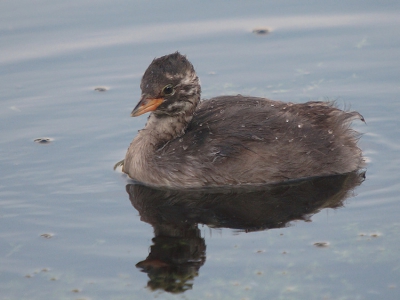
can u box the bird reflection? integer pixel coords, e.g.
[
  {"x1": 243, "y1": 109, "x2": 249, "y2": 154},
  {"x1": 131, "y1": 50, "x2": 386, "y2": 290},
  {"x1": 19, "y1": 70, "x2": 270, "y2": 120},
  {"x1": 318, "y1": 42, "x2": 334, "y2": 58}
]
[{"x1": 126, "y1": 171, "x2": 365, "y2": 293}]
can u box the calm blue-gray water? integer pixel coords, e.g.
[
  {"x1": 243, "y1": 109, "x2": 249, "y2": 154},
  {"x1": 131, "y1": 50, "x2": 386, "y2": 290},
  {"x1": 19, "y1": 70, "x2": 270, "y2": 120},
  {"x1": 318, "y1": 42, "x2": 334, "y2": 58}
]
[{"x1": 1, "y1": 1, "x2": 399, "y2": 299}]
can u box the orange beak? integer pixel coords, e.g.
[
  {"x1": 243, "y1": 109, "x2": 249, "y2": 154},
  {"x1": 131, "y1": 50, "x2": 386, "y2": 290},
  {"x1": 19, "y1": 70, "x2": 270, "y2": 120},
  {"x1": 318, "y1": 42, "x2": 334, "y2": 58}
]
[{"x1": 130, "y1": 97, "x2": 164, "y2": 117}]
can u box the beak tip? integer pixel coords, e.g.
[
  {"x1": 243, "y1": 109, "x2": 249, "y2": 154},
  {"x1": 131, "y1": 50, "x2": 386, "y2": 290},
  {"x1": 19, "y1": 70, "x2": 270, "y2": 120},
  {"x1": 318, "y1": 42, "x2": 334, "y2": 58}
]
[{"x1": 129, "y1": 97, "x2": 164, "y2": 117}]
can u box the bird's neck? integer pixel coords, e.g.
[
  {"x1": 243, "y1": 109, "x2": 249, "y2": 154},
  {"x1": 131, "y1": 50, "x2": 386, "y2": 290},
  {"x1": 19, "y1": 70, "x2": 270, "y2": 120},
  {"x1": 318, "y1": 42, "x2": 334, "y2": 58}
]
[
  {"x1": 138, "y1": 111, "x2": 194, "y2": 149},
  {"x1": 124, "y1": 111, "x2": 194, "y2": 186},
  {"x1": 138, "y1": 85, "x2": 201, "y2": 148}
]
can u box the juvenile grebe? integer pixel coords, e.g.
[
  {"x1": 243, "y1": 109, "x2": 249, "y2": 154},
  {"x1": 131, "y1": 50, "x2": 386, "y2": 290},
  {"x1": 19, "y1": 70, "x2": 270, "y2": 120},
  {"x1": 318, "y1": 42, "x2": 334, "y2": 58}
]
[{"x1": 123, "y1": 52, "x2": 364, "y2": 188}]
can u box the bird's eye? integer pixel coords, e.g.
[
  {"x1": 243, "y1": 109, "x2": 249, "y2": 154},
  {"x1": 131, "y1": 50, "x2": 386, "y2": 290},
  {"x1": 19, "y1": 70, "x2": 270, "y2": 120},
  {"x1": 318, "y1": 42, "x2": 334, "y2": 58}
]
[{"x1": 162, "y1": 84, "x2": 175, "y2": 96}]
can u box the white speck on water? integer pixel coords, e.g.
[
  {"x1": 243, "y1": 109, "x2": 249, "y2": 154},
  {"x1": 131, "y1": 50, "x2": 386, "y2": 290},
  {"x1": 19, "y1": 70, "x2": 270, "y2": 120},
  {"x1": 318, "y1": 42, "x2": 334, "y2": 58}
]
[
  {"x1": 182, "y1": 145, "x2": 188, "y2": 150},
  {"x1": 9, "y1": 106, "x2": 21, "y2": 112},
  {"x1": 286, "y1": 119, "x2": 289, "y2": 123},
  {"x1": 241, "y1": 124, "x2": 245, "y2": 127},
  {"x1": 298, "y1": 124, "x2": 303, "y2": 128},
  {"x1": 288, "y1": 139, "x2": 293, "y2": 142},
  {"x1": 328, "y1": 130, "x2": 333, "y2": 134}
]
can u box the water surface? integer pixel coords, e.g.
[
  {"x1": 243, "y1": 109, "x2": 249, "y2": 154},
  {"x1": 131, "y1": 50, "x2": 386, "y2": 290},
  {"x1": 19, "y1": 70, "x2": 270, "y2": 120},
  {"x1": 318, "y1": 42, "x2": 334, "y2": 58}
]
[{"x1": 1, "y1": 1, "x2": 400, "y2": 299}]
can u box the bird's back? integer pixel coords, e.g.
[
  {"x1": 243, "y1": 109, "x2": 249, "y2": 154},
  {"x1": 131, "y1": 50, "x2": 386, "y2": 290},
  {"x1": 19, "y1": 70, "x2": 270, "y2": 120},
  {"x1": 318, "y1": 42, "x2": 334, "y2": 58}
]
[{"x1": 155, "y1": 95, "x2": 364, "y2": 186}]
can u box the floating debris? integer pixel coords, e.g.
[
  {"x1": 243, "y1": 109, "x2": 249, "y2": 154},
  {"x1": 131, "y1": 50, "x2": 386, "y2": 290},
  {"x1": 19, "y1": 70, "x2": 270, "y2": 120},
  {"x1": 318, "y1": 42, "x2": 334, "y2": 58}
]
[
  {"x1": 252, "y1": 28, "x2": 270, "y2": 35},
  {"x1": 34, "y1": 138, "x2": 53, "y2": 144},
  {"x1": 359, "y1": 232, "x2": 381, "y2": 238},
  {"x1": 313, "y1": 242, "x2": 329, "y2": 248},
  {"x1": 94, "y1": 87, "x2": 107, "y2": 92},
  {"x1": 40, "y1": 233, "x2": 54, "y2": 239}
]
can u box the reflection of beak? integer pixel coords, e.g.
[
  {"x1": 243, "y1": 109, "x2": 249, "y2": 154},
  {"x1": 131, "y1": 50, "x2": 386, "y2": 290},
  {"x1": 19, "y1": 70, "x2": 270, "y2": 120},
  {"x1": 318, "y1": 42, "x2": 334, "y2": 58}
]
[{"x1": 130, "y1": 97, "x2": 164, "y2": 117}]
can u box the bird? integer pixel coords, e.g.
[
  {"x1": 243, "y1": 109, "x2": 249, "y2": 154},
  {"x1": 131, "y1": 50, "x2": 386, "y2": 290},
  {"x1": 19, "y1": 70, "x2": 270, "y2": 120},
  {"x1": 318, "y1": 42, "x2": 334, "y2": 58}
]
[{"x1": 122, "y1": 52, "x2": 364, "y2": 188}]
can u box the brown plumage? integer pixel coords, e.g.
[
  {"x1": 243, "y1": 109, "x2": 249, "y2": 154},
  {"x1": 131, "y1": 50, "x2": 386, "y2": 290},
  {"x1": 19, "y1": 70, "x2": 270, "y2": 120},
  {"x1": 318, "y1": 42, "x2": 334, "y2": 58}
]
[{"x1": 123, "y1": 52, "x2": 364, "y2": 188}]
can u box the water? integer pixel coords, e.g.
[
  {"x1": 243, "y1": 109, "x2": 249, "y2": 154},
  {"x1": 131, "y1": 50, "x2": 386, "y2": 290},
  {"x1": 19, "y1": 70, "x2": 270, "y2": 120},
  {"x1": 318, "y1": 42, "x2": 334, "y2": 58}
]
[{"x1": 1, "y1": 0, "x2": 400, "y2": 299}]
